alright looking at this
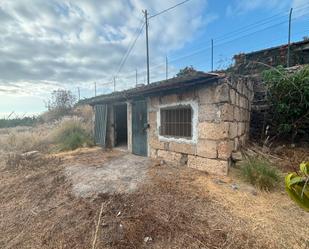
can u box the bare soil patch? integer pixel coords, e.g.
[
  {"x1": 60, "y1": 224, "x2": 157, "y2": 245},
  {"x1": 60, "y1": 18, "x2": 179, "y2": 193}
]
[
  {"x1": 0, "y1": 148, "x2": 308, "y2": 249},
  {"x1": 66, "y1": 153, "x2": 152, "y2": 197}
]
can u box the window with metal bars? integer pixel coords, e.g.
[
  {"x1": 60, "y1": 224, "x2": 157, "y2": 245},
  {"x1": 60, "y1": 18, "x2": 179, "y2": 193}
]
[{"x1": 160, "y1": 106, "x2": 192, "y2": 139}]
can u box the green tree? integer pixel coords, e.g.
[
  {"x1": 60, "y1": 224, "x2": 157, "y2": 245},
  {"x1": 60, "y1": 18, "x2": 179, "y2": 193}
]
[{"x1": 176, "y1": 66, "x2": 198, "y2": 77}]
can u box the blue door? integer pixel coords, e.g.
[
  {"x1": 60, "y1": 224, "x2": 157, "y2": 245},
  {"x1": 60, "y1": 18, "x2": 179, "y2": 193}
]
[{"x1": 132, "y1": 100, "x2": 148, "y2": 156}]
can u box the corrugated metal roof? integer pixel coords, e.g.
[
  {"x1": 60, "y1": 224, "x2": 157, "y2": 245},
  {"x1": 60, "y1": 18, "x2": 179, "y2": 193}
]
[{"x1": 81, "y1": 71, "x2": 222, "y2": 105}]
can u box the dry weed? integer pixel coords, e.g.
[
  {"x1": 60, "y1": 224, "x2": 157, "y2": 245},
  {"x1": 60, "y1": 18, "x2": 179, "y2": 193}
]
[
  {"x1": 5, "y1": 153, "x2": 61, "y2": 170},
  {"x1": 1, "y1": 148, "x2": 308, "y2": 249}
]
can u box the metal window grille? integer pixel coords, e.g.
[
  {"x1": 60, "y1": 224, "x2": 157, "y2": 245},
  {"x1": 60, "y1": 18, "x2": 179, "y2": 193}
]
[{"x1": 160, "y1": 106, "x2": 192, "y2": 138}]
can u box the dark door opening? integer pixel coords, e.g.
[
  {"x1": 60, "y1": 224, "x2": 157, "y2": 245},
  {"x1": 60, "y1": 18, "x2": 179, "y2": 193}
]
[
  {"x1": 132, "y1": 100, "x2": 147, "y2": 156},
  {"x1": 114, "y1": 104, "x2": 128, "y2": 148}
]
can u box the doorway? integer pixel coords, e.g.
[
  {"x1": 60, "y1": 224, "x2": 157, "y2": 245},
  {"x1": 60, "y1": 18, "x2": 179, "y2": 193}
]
[{"x1": 114, "y1": 103, "x2": 128, "y2": 149}]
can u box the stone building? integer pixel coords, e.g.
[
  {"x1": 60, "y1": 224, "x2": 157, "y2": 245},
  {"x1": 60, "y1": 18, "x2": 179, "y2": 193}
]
[
  {"x1": 233, "y1": 39, "x2": 309, "y2": 74},
  {"x1": 84, "y1": 72, "x2": 253, "y2": 175},
  {"x1": 232, "y1": 39, "x2": 309, "y2": 139}
]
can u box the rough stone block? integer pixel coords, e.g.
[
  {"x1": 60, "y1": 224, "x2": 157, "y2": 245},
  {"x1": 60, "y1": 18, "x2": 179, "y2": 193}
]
[
  {"x1": 230, "y1": 88, "x2": 236, "y2": 105},
  {"x1": 150, "y1": 148, "x2": 157, "y2": 158},
  {"x1": 149, "y1": 138, "x2": 165, "y2": 150},
  {"x1": 239, "y1": 108, "x2": 245, "y2": 122},
  {"x1": 198, "y1": 85, "x2": 216, "y2": 104},
  {"x1": 196, "y1": 139, "x2": 217, "y2": 158},
  {"x1": 239, "y1": 122, "x2": 246, "y2": 135},
  {"x1": 198, "y1": 122, "x2": 229, "y2": 140},
  {"x1": 220, "y1": 104, "x2": 234, "y2": 121},
  {"x1": 199, "y1": 104, "x2": 220, "y2": 122},
  {"x1": 217, "y1": 140, "x2": 234, "y2": 159},
  {"x1": 215, "y1": 83, "x2": 230, "y2": 103},
  {"x1": 169, "y1": 141, "x2": 196, "y2": 155},
  {"x1": 234, "y1": 107, "x2": 241, "y2": 121},
  {"x1": 235, "y1": 94, "x2": 240, "y2": 106},
  {"x1": 232, "y1": 151, "x2": 243, "y2": 161},
  {"x1": 236, "y1": 81, "x2": 243, "y2": 94},
  {"x1": 229, "y1": 122, "x2": 238, "y2": 138},
  {"x1": 240, "y1": 96, "x2": 248, "y2": 109},
  {"x1": 238, "y1": 135, "x2": 246, "y2": 146},
  {"x1": 157, "y1": 149, "x2": 182, "y2": 163},
  {"x1": 237, "y1": 122, "x2": 242, "y2": 136},
  {"x1": 234, "y1": 137, "x2": 239, "y2": 151},
  {"x1": 187, "y1": 155, "x2": 228, "y2": 175}
]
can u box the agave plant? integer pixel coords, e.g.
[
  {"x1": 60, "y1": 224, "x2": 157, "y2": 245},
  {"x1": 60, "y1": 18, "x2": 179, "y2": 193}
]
[{"x1": 285, "y1": 162, "x2": 309, "y2": 211}]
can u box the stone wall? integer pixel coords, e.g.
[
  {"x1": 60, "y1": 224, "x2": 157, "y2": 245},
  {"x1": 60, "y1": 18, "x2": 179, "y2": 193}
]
[
  {"x1": 148, "y1": 76, "x2": 253, "y2": 175},
  {"x1": 233, "y1": 40, "x2": 309, "y2": 75}
]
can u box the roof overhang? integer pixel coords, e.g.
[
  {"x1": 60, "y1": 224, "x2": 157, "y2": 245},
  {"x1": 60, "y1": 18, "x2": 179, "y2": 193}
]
[{"x1": 81, "y1": 72, "x2": 222, "y2": 106}]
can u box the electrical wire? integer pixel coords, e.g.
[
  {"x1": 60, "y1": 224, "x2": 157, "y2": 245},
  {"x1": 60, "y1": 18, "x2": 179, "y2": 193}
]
[
  {"x1": 108, "y1": 3, "x2": 309, "y2": 91},
  {"x1": 115, "y1": 17, "x2": 145, "y2": 77},
  {"x1": 149, "y1": 0, "x2": 191, "y2": 19}
]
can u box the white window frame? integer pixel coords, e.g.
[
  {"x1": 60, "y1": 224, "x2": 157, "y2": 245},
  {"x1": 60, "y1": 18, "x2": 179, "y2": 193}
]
[{"x1": 157, "y1": 100, "x2": 198, "y2": 144}]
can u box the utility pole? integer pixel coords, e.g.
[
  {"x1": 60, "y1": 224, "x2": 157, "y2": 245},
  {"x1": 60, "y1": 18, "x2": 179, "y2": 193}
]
[
  {"x1": 77, "y1": 87, "x2": 80, "y2": 101},
  {"x1": 113, "y1": 77, "x2": 116, "y2": 92},
  {"x1": 166, "y1": 56, "x2": 168, "y2": 80},
  {"x1": 135, "y1": 69, "x2": 138, "y2": 87},
  {"x1": 211, "y1": 39, "x2": 214, "y2": 72},
  {"x1": 143, "y1": 9, "x2": 150, "y2": 85},
  {"x1": 287, "y1": 8, "x2": 293, "y2": 67},
  {"x1": 94, "y1": 82, "x2": 97, "y2": 96}
]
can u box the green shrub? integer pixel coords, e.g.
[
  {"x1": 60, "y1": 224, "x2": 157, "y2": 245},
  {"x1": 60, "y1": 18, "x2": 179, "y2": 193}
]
[
  {"x1": 240, "y1": 157, "x2": 280, "y2": 191},
  {"x1": 0, "y1": 116, "x2": 38, "y2": 128},
  {"x1": 51, "y1": 119, "x2": 93, "y2": 151},
  {"x1": 262, "y1": 65, "x2": 309, "y2": 141}
]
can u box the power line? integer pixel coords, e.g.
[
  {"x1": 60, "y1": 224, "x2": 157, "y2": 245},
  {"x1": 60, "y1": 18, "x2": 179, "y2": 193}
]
[
  {"x1": 129, "y1": 17, "x2": 303, "y2": 77},
  {"x1": 110, "y1": 4, "x2": 309, "y2": 89},
  {"x1": 149, "y1": 0, "x2": 191, "y2": 19},
  {"x1": 115, "y1": 17, "x2": 145, "y2": 77},
  {"x1": 163, "y1": 10, "x2": 309, "y2": 64},
  {"x1": 191, "y1": 5, "x2": 309, "y2": 49},
  {"x1": 114, "y1": 1, "x2": 192, "y2": 85}
]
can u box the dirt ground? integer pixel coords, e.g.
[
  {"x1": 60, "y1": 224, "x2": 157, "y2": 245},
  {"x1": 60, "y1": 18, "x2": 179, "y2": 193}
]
[
  {"x1": 0, "y1": 147, "x2": 308, "y2": 249},
  {"x1": 65, "y1": 153, "x2": 151, "y2": 197}
]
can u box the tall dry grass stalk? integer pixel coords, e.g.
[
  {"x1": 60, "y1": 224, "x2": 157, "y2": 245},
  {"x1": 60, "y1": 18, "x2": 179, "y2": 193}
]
[{"x1": 0, "y1": 109, "x2": 94, "y2": 154}]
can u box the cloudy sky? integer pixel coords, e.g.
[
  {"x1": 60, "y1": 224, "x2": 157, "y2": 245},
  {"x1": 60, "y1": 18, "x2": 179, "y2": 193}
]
[{"x1": 0, "y1": 0, "x2": 308, "y2": 117}]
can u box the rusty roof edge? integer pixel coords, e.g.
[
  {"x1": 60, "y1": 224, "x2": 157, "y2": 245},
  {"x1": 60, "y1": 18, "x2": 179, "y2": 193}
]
[{"x1": 81, "y1": 73, "x2": 222, "y2": 105}]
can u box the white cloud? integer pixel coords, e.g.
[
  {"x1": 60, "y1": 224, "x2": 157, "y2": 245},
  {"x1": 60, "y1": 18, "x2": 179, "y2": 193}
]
[
  {"x1": 226, "y1": 0, "x2": 290, "y2": 16},
  {"x1": 292, "y1": 0, "x2": 309, "y2": 16},
  {"x1": 0, "y1": 0, "x2": 212, "y2": 107}
]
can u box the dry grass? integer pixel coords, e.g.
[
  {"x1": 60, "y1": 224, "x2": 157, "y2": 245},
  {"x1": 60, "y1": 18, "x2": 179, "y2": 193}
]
[
  {"x1": 0, "y1": 126, "x2": 51, "y2": 154},
  {"x1": 0, "y1": 114, "x2": 94, "y2": 155},
  {"x1": 197, "y1": 168, "x2": 309, "y2": 249},
  {"x1": 1, "y1": 148, "x2": 308, "y2": 249},
  {"x1": 93, "y1": 165, "x2": 270, "y2": 249}
]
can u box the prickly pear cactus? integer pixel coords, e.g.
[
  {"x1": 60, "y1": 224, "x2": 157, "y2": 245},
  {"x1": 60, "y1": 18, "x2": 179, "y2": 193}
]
[{"x1": 285, "y1": 162, "x2": 309, "y2": 212}]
